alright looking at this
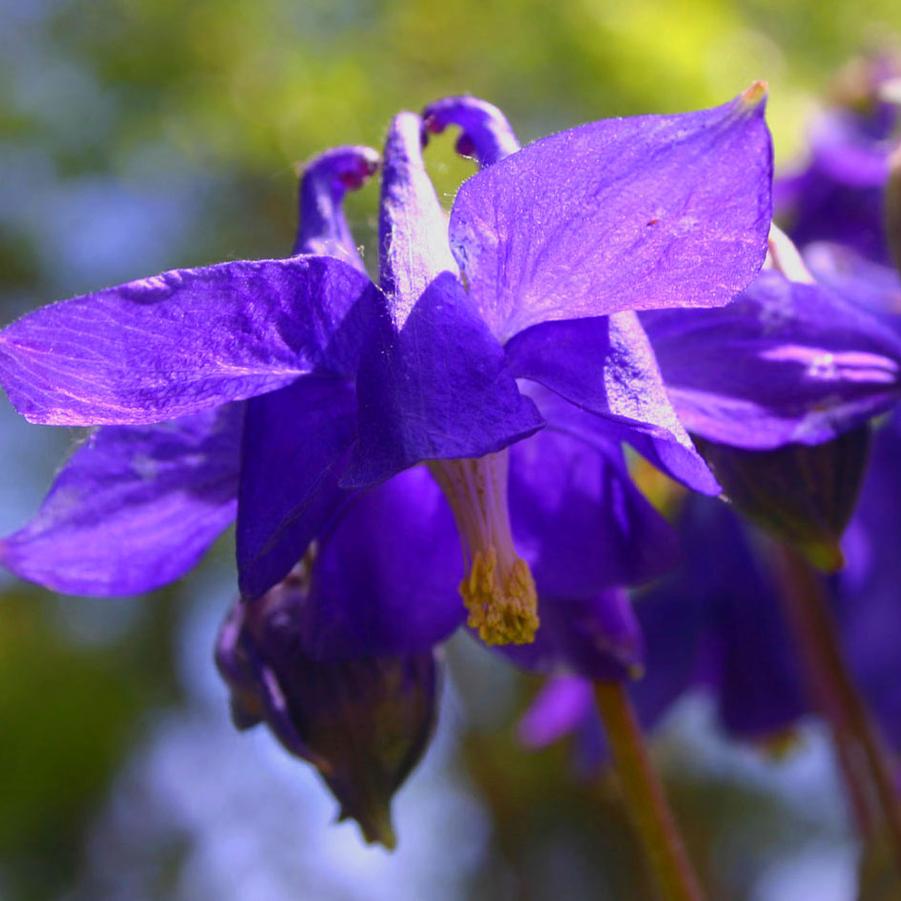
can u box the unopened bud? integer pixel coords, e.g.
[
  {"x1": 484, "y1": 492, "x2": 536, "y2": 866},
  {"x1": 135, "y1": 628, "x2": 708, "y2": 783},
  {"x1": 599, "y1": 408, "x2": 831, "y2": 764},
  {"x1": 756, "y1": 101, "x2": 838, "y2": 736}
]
[
  {"x1": 215, "y1": 577, "x2": 438, "y2": 849},
  {"x1": 694, "y1": 428, "x2": 871, "y2": 572}
]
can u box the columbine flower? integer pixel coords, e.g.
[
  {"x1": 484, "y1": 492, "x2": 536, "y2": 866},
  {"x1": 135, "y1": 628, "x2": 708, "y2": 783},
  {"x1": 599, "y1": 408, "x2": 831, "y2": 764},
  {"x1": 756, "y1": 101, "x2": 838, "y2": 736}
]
[
  {"x1": 0, "y1": 93, "x2": 772, "y2": 646},
  {"x1": 213, "y1": 398, "x2": 680, "y2": 844}
]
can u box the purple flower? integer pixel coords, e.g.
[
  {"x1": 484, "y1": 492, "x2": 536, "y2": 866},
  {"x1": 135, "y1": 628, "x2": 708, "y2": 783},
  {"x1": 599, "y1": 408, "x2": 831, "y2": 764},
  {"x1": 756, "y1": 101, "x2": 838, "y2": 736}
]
[
  {"x1": 516, "y1": 492, "x2": 817, "y2": 770},
  {"x1": 776, "y1": 54, "x2": 900, "y2": 264},
  {"x1": 772, "y1": 55, "x2": 901, "y2": 357},
  {"x1": 0, "y1": 94, "x2": 772, "y2": 647}
]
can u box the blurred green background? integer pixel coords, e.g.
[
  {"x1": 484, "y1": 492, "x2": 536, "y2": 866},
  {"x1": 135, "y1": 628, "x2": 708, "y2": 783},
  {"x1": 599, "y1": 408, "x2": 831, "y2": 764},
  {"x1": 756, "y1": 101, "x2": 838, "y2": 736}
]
[{"x1": 1, "y1": 1, "x2": 899, "y2": 898}]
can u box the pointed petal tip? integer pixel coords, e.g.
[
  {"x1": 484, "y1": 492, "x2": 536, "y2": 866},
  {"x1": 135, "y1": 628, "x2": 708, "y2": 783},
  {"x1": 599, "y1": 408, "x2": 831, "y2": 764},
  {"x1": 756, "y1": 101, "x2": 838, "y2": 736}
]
[
  {"x1": 739, "y1": 80, "x2": 769, "y2": 110},
  {"x1": 346, "y1": 805, "x2": 398, "y2": 851}
]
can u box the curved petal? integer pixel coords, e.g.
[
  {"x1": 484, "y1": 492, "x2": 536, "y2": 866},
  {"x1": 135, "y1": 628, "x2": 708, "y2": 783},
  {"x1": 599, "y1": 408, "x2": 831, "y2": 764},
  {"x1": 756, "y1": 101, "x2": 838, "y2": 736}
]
[
  {"x1": 0, "y1": 404, "x2": 242, "y2": 595},
  {"x1": 643, "y1": 270, "x2": 901, "y2": 449},
  {"x1": 0, "y1": 256, "x2": 376, "y2": 425},
  {"x1": 344, "y1": 272, "x2": 543, "y2": 488},
  {"x1": 237, "y1": 376, "x2": 357, "y2": 599},
  {"x1": 449, "y1": 88, "x2": 772, "y2": 341},
  {"x1": 509, "y1": 425, "x2": 679, "y2": 598},
  {"x1": 507, "y1": 313, "x2": 720, "y2": 494},
  {"x1": 422, "y1": 96, "x2": 520, "y2": 168},
  {"x1": 294, "y1": 145, "x2": 380, "y2": 265},
  {"x1": 299, "y1": 466, "x2": 465, "y2": 658}
]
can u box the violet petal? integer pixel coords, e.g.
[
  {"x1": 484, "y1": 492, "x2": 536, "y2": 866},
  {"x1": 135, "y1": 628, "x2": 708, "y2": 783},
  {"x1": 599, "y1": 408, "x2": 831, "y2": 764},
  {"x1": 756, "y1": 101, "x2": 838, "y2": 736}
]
[
  {"x1": 449, "y1": 90, "x2": 773, "y2": 341},
  {"x1": 1, "y1": 404, "x2": 242, "y2": 595}
]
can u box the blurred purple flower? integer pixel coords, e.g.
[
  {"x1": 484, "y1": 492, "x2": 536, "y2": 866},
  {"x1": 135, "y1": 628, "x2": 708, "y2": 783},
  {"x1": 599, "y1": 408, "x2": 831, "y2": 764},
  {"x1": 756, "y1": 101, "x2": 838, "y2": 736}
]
[
  {"x1": 836, "y1": 411, "x2": 901, "y2": 751},
  {"x1": 518, "y1": 452, "x2": 901, "y2": 768},
  {"x1": 775, "y1": 55, "x2": 901, "y2": 359},
  {"x1": 776, "y1": 54, "x2": 900, "y2": 264}
]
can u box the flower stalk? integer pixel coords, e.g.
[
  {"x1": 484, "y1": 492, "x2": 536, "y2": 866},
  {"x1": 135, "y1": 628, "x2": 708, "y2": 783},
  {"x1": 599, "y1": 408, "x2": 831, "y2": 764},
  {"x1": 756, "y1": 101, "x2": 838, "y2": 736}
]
[
  {"x1": 594, "y1": 681, "x2": 705, "y2": 901},
  {"x1": 775, "y1": 544, "x2": 901, "y2": 870}
]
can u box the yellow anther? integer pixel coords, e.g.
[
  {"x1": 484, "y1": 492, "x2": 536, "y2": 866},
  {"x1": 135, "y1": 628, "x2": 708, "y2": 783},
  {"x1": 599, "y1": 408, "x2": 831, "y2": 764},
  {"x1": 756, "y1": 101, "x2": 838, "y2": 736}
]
[
  {"x1": 430, "y1": 450, "x2": 540, "y2": 646},
  {"x1": 460, "y1": 547, "x2": 539, "y2": 645}
]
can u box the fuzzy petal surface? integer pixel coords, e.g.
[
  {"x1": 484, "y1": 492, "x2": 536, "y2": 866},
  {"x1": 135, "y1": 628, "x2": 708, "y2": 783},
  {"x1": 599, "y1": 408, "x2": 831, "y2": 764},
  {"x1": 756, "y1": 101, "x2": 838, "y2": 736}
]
[
  {"x1": 449, "y1": 91, "x2": 772, "y2": 341},
  {"x1": 294, "y1": 145, "x2": 380, "y2": 264},
  {"x1": 422, "y1": 96, "x2": 520, "y2": 169},
  {"x1": 0, "y1": 404, "x2": 242, "y2": 595},
  {"x1": 378, "y1": 112, "x2": 457, "y2": 327},
  {"x1": 0, "y1": 256, "x2": 376, "y2": 425}
]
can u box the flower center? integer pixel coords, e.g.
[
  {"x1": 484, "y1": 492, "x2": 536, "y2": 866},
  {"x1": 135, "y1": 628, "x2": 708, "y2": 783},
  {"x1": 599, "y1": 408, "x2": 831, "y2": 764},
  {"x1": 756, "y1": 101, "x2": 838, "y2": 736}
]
[{"x1": 428, "y1": 451, "x2": 539, "y2": 645}]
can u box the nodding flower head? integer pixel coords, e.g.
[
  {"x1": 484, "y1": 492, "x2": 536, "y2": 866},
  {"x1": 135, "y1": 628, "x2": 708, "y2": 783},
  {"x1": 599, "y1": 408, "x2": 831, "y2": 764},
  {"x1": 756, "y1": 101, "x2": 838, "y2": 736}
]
[{"x1": 0, "y1": 89, "x2": 775, "y2": 661}]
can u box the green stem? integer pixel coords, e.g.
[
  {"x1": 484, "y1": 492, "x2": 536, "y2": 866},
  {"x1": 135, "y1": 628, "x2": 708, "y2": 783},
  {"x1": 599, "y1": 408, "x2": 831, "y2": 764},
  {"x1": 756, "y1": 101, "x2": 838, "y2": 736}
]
[
  {"x1": 776, "y1": 544, "x2": 901, "y2": 869},
  {"x1": 595, "y1": 680, "x2": 705, "y2": 901}
]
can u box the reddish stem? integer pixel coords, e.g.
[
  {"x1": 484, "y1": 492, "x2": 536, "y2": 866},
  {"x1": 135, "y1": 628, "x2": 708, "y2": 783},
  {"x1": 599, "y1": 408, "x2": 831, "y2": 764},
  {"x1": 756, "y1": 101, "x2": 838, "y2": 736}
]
[{"x1": 595, "y1": 680, "x2": 705, "y2": 901}]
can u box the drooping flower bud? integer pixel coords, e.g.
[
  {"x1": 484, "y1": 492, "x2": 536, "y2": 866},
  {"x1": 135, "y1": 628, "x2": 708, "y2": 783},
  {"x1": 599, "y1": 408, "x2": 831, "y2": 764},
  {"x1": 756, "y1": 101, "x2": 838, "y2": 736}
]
[
  {"x1": 215, "y1": 570, "x2": 439, "y2": 849},
  {"x1": 694, "y1": 427, "x2": 871, "y2": 571}
]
